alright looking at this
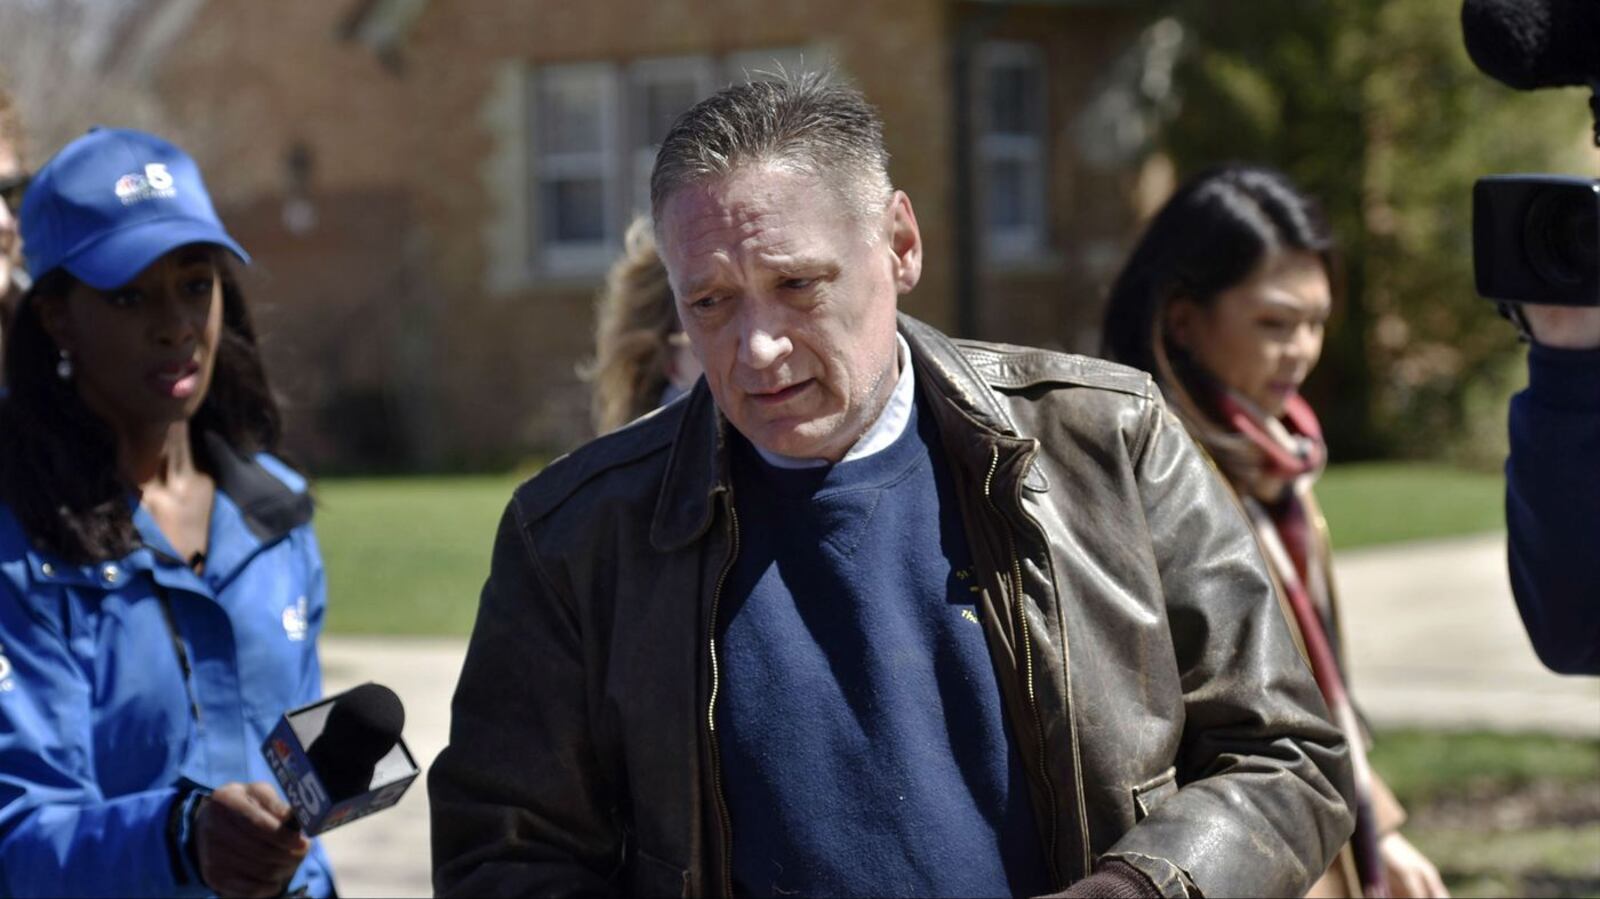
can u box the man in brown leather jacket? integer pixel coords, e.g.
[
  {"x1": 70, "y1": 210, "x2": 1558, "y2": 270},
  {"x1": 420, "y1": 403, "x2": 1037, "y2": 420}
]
[{"x1": 430, "y1": 74, "x2": 1354, "y2": 898}]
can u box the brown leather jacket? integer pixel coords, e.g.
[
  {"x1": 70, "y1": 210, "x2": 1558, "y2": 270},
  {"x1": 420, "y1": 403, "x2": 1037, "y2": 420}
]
[{"x1": 430, "y1": 315, "x2": 1355, "y2": 898}]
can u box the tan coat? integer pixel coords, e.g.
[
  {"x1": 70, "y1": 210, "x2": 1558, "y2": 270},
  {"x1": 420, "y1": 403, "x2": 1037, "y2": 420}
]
[{"x1": 1249, "y1": 489, "x2": 1407, "y2": 898}]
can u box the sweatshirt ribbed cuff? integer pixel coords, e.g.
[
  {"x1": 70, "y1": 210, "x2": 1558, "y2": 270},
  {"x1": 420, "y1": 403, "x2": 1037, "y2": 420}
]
[{"x1": 1055, "y1": 860, "x2": 1161, "y2": 898}]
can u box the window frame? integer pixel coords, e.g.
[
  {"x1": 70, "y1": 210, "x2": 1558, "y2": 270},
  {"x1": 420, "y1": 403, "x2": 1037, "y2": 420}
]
[
  {"x1": 527, "y1": 61, "x2": 623, "y2": 275},
  {"x1": 626, "y1": 56, "x2": 718, "y2": 218},
  {"x1": 518, "y1": 46, "x2": 821, "y2": 281},
  {"x1": 975, "y1": 40, "x2": 1049, "y2": 264}
]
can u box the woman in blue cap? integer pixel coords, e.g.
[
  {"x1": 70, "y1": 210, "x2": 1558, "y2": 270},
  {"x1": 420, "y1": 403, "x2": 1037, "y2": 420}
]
[{"x1": 0, "y1": 128, "x2": 334, "y2": 897}]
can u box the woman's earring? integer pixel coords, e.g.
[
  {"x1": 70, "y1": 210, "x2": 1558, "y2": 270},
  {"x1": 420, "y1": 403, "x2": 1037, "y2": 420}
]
[{"x1": 56, "y1": 350, "x2": 73, "y2": 381}]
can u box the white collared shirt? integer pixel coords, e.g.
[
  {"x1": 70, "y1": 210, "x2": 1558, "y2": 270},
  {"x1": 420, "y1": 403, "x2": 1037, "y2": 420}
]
[{"x1": 754, "y1": 334, "x2": 915, "y2": 470}]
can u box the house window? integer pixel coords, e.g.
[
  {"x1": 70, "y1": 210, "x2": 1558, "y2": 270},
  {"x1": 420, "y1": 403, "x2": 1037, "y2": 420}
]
[
  {"x1": 977, "y1": 42, "x2": 1047, "y2": 262},
  {"x1": 524, "y1": 47, "x2": 817, "y2": 277},
  {"x1": 529, "y1": 63, "x2": 621, "y2": 273},
  {"x1": 628, "y1": 57, "x2": 716, "y2": 215}
]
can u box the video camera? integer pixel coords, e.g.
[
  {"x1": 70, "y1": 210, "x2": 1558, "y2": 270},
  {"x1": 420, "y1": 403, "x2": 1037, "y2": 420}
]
[{"x1": 1463, "y1": 0, "x2": 1599, "y2": 308}]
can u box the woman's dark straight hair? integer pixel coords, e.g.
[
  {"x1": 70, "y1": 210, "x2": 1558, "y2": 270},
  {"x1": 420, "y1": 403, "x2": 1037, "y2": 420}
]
[
  {"x1": 0, "y1": 259, "x2": 289, "y2": 563},
  {"x1": 1100, "y1": 164, "x2": 1335, "y2": 484}
]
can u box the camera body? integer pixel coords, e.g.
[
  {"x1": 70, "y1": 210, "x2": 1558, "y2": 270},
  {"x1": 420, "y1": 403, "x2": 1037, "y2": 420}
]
[{"x1": 1473, "y1": 175, "x2": 1600, "y2": 306}]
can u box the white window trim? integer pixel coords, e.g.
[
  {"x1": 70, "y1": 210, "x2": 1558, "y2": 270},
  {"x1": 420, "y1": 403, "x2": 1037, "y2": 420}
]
[
  {"x1": 628, "y1": 56, "x2": 718, "y2": 217},
  {"x1": 976, "y1": 41, "x2": 1048, "y2": 264},
  {"x1": 529, "y1": 62, "x2": 623, "y2": 275},
  {"x1": 490, "y1": 45, "x2": 827, "y2": 289}
]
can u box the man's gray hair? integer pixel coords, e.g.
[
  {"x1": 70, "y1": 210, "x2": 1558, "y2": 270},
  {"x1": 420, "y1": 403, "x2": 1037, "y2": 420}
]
[{"x1": 649, "y1": 70, "x2": 893, "y2": 229}]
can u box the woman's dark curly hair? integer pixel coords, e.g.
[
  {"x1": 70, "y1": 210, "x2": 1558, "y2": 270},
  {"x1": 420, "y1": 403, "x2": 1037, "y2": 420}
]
[{"x1": 0, "y1": 256, "x2": 288, "y2": 563}]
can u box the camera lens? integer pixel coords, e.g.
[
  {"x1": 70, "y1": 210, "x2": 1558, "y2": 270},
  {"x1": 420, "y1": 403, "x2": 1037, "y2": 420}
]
[{"x1": 1523, "y1": 187, "x2": 1599, "y2": 287}]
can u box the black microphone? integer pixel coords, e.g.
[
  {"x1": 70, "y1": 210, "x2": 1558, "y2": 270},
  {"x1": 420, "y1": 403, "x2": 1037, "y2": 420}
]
[
  {"x1": 304, "y1": 683, "x2": 405, "y2": 803},
  {"x1": 262, "y1": 682, "x2": 420, "y2": 835},
  {"x1": 1461, "y1": 0, "x2": 1600, "y2": 90}
]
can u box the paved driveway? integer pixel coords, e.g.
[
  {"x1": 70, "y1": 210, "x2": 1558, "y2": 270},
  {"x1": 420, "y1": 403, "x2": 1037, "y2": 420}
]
[
  {"x1": 317, "y1": 532, "x2": 1600, "y2": 897},
  {"x1": 320, "y1": 636, "x2": 465, "y2": 898},
  {"x1": 1336, "y1": 533, "x2": 1600, "y2": 737}
]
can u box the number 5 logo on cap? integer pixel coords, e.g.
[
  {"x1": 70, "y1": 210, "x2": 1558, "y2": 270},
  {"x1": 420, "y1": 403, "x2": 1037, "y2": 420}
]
[{"x1": 144, "y1": 163, "x2": 173, "y2": 190}]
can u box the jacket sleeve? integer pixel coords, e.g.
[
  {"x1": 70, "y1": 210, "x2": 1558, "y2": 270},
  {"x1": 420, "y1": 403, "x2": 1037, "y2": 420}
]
[
  {"x1": 1099, "y1": 403, "x2": 1356, "y2": 898},
  {"x1": 1506, "y1": 344, "x2": 1600, "y2": 675},
  {"x1": 0, "y1": 577, "x2": 205, "y2": 898},
  {"x1": 429, "y1": 499, "x2": 621, "y2": 897}
]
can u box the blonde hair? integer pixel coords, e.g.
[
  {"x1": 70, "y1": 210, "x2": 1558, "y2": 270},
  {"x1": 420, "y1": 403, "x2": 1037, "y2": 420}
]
[
  {"x1": 0, "y1": 75, "x2": 23, "y2": 160},
  {"x1": 586, "y1": 217, "x2": 683, "y2": 434}
]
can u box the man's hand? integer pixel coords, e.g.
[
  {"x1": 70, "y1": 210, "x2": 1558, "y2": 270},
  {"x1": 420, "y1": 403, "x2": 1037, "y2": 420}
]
[
  {"x1": 1380, "y1": 831, "x2": 1449, "y2": 898},
  {"x1": 194, "y1": 781, "x2": 310, "y2": 898},
  {"x1": 1521, "y1": 304, "x2": 1600, "y2": 350}
]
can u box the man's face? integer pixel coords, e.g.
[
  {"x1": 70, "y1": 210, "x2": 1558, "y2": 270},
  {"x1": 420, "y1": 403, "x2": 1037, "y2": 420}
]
[{"x1": 657, "y1": 164, "x2": 922, "y2": 462}]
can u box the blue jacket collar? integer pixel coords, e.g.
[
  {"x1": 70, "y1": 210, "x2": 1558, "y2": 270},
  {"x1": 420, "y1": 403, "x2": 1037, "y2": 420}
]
[{"x1": 22, "y1": 433, "x2": 310, "y2": 589}]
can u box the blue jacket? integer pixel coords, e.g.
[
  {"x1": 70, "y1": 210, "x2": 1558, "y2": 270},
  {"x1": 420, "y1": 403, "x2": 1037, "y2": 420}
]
[
  {"x1": 1507, "y1": 344, "x2": 1600, "y2": 675},
  {"x1": 0, "y1": 436, "x2": 335, "y2": 896}
]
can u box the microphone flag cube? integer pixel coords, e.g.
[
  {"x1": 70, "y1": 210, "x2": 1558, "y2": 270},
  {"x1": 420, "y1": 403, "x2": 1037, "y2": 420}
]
[{"x1": 262, "y1": 684, "x2": 420, "y2": 835}]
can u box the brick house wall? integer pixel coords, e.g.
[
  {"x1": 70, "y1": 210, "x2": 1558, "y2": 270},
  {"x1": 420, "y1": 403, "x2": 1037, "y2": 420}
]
[{"x1": 136, "y1": 0, "x2": 1156, "y2": 470}]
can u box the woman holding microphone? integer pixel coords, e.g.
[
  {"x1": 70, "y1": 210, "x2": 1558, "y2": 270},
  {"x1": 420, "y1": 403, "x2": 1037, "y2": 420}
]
[{"x1": 0, "y1": 127, "x2": 333, "y2": 897}]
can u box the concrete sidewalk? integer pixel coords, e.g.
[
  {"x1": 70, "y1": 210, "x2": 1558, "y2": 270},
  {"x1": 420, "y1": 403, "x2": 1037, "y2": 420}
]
[
  {"x1": 318, "y1": 636, "x2": 465, "y2": 898},
  {"x1": 316, "y1": 531, "x2": 1600, "y2": 897},
  {"x1": 1335, "y1": 532, "x2": 1598, "y2": 737}
]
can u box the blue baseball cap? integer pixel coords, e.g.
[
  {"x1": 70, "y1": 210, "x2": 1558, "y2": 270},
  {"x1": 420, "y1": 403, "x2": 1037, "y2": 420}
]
[{"x1": 20, "y1": 127, "x2": 249, "y2": 291}]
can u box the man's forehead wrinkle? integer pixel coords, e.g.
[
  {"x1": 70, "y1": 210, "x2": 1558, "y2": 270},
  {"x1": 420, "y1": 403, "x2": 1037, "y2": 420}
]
[
  {"x1": 732, "y1": 207, "x2": 800, "y2": 258},
  {"x1": 662, "y1": 164, "x2": 838, "y2": 298},
  {"x1": 688, "y1": 198, "x2": 796, "y2": 261},
  {"x1": 667, "y1": 192, "x2": 741, "y2": 282}
]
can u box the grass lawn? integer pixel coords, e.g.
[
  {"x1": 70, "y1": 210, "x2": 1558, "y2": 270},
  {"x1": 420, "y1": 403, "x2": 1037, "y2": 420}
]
[
  {"x1": 315, "y1": 474, "x2": 521, "y2": 636},
  {"x1": 312, "y1": 461, "x2": 1508, "y2": 636},
  {"x1": 310, "y1": 469, "x2": 1595, "y2": 895},
  {"x1": 1315, "y1": 462, "x2": 1505, "y2": 550},
  {"x1": 1369, "y1": 729, "x2": 1600, "y2": 898},
  {"x1": 1369, "y1": 729, "x2": 1600, "y2": 804}
]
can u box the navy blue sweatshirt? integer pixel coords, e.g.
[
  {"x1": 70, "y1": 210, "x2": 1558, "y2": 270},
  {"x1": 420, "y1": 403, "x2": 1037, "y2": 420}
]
[
  {"x1": 716, "y1": 396, "x2": 1049, "y2": 898},
  {"x1": 1507, "y1": 344, "x2": 1600, "y2": 674}
]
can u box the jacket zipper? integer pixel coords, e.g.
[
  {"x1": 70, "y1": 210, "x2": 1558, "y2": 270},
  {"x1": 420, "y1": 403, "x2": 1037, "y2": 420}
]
[
  {"x1": 706, "y1": 502, "x2": 740, "y2": 898},
  {"x1": 1012, "y1": 444, "x2": 1093, "y2": 878},
  {"x1": 986, "y1": 447, "x2": 1061, "y2": 888},
  {"x1": 155, "y1": 586, "x2": 203, "y2": 724}
]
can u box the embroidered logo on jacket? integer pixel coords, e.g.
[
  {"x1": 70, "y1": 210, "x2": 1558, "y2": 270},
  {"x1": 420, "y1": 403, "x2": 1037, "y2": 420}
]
[
  {"x1": 282, "y1": 596, "x2": 309, "y2": 642},
  {"x1": 955, "y1": 568, "x2": 982, "y2": 624}
]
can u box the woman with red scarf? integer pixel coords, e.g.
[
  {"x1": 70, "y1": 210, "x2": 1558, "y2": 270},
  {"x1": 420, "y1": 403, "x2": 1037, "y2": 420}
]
[{"x1": 1101, "y1": 164, "x2": 1447, "y2": 899}]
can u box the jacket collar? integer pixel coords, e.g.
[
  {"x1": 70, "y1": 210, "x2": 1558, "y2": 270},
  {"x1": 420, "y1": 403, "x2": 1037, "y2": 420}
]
[
  {"x1": 651, "y1": 381, "x2": 728, "y2": 552},
  {"x1": 198, "y1": 431, "x2": 313, "y2": 544},
  {"x1": 901, "y1": 314, "x2": 1046, "y2": 495},
  {"x1": 649, "y1": 313, "x2": 1024, "y2": 551},
  {"x1": 898, "y1": 313, "x2": 1020, "y2": 438},
  {"x1": 22, "y1": 433, "x2": 311, "y2": 588}
]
